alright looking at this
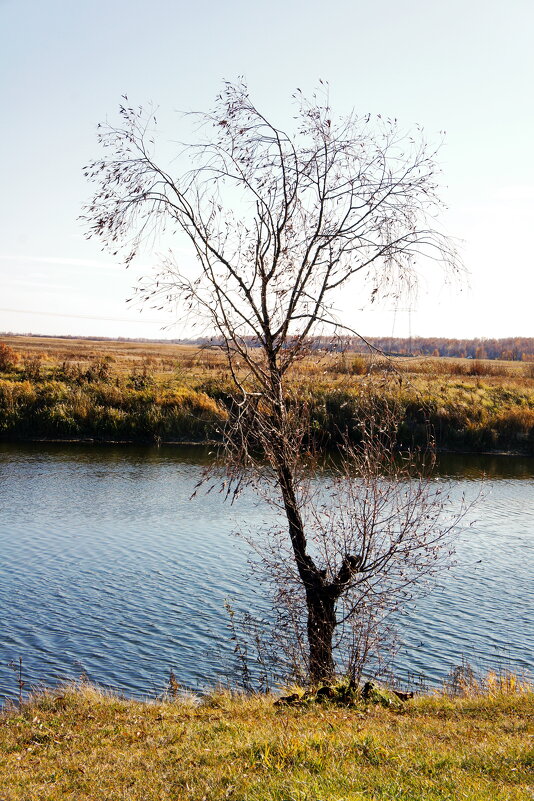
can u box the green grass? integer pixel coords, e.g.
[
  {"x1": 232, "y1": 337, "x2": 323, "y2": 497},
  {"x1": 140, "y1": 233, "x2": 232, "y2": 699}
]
[{"x1": 1, "y1": 684, "x2": 532, "y2": 800}]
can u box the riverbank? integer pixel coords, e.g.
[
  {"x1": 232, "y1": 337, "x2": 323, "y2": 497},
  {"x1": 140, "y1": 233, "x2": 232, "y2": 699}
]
[
  {"x1": 1, "y1": 337, "x2": 534, "y2": 454},
  {"x1": 1, "y1": 683, "x2": 532, "y2": 800},
  {"x1": 1, "y1": 375, "x2": 533, "y2": 455}
]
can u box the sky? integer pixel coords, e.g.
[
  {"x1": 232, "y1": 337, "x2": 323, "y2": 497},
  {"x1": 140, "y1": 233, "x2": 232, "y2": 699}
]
[{"x1": 1, "y1": 0, "x2": 533, "y2": 341}]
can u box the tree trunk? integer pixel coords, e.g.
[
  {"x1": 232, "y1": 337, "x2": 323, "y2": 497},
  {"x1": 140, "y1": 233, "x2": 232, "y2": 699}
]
[
  {"x1": 269, "y1": 364, "x2": 338, "y2": 684},
  {"x1": 306, "y1": 587, "x2": 337, "y2": 684},
  {"x1": 277, "y1": 460, "x2": 337, "y2": 683}
]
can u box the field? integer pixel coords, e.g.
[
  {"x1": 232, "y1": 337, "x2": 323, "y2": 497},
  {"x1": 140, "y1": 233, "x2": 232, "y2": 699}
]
[
  {"x1": 2, "y1": 334, "x2": 533, "y2": 380},
  {"x1": 0, "y1": 682, "x2": 532, "y2": 801},
  {"x1": 1, "y1": 335, "x2": 534, "y2": 452}
]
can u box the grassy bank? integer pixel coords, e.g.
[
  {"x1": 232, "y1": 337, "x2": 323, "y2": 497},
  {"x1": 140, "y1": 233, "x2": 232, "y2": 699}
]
[
  {"x1": 1, "y1": 683, "x2": 532, "y2": 800},
  {"x1": 1, "y1": 336, "x2": 534, "y2": 453},
  {"x1": 0, "y1": 378, "x2": 224, "y2": 443}
]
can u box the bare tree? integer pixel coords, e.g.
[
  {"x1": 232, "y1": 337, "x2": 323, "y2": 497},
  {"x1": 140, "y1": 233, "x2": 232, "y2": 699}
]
[
  {"x1": 83, "y1": 80, "x2": 461, "y2": 684},
  {"x1": 239, "y1": 403, "x2": 462, "y2": 687}
]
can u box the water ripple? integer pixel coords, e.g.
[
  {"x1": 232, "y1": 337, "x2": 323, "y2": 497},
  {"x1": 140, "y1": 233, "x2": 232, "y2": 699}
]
[{"x1": 0, "y1": 443, "x2": 532, "y2": 699}]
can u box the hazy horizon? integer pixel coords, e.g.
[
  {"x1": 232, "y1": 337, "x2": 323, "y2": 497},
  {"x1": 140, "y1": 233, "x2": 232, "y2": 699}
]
[{"x1": 3, "y1": 330, "x2": 533, "y2": 348}]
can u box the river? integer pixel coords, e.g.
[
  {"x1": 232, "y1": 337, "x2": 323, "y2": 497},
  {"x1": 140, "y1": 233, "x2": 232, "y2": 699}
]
[{"x1": 0, "y1": 443, "x2": 532, "y2": 701}]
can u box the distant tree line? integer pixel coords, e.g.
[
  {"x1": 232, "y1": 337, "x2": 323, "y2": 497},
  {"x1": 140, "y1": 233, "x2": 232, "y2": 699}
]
[
  {"x1": 2, "y1": 331, "x2": 533, "y2": 361},
  {"x1": 352, "y1": 336, "x2": 534, "y2": 361},
  {"x1": 189, "y1": 335, "x2": 534, "y2": 361}
]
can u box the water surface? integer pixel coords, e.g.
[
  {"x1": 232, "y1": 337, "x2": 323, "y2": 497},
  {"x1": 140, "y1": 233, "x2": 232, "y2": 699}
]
[{"x1": 0, "y1": 443, "x2": 532, "y2": 699}]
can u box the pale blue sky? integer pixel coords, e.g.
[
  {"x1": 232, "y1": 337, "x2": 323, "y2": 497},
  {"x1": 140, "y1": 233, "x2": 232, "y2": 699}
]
[{"x1": 1, "y1": 0, "x2": 533, "y2": 339}]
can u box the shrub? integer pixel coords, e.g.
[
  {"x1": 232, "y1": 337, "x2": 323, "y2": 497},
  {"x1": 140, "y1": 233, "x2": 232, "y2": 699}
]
[
  {"x1": 22, "y1": 353, "x2": 43, "y2": 380},
  {"x1": 0, "y1": 343, "x2": 19, "y2": 372},
  {"x1": 84, "y1": 356, "x2": 113, "y2": 383},
  {"x1": 127, "y1": 358, "x2": 156, "y2": 389},
  {"x1": 54, "y1": 360, "x2": 85, "y2": 383},
  {"x1": 351, "y1": 356, "x2": 368, "y2": 375}
]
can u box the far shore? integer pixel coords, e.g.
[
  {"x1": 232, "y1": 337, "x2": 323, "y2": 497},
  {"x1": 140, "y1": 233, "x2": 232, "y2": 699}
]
[{"x1": 1, "y1": 335, "x2": 533, "y2": 456}]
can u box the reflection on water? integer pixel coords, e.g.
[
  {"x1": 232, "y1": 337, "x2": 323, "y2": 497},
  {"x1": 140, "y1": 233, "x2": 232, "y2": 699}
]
[
  {"x1": 436, "y1": 450, "x2": 534, "y2": 480},
  {"x1": 0, "y1": 442, "x2": 532, "y2": 699}
]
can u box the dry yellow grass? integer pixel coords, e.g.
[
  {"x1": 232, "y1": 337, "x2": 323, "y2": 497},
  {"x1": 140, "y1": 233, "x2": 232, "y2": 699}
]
[
  {"x1": 0, "y1": 683, "x2": 532, "y2": 800},
  {"x1": 0, "y1": 334, "x2": 228, "y2": 379},
  {"x1": 2, "y1": 334, "x2": 531, "y2": 383}
]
